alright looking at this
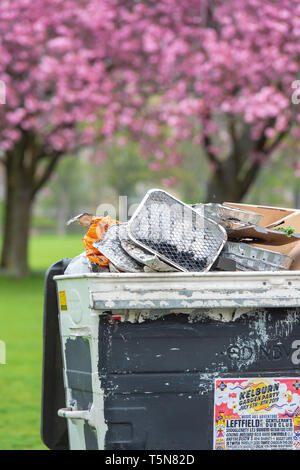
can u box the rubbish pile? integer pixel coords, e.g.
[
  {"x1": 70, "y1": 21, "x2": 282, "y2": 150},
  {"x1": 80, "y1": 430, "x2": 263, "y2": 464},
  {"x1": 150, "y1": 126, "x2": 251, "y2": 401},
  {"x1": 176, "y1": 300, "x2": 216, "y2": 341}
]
[{"x1": 65, "y1": 189, "x2": 300, "y2": 275}]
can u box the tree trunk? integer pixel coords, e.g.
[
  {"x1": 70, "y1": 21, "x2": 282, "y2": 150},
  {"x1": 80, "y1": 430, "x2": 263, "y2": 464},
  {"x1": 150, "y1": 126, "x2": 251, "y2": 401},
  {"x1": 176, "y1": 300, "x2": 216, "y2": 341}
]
[
  {"x1": 205, "y1": 169, "x2": 238, "y2": 202},
  {"x1": 203, "y1": 116, "x2": 287, "y2": 204},
  {"x1": 205, "y1": 151, "x2": 262, "y2": 203},
  {"x1": 1, "y1": 150, "x2": 34, "y2": 277},
  {"x1": 1, "y1": 132, "x2": 62, "y2": 277},
  {"x1": 205, "y1": 161, "x2": 246, "y2": 203}
]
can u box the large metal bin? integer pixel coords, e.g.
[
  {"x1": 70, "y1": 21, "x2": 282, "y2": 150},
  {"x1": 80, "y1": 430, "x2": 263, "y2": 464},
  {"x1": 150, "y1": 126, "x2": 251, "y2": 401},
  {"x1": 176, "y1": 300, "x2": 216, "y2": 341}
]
[{"x1": 42, "y1": 264, "x2": 300, "y2": 450}]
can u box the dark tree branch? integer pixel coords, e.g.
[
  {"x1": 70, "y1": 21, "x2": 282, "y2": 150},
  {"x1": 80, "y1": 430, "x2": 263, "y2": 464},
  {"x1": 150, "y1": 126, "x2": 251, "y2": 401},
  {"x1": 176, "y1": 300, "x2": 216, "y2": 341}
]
[
  {"x1": 265, "y1": 129, "x2": 288, "y2": 154},
  {"x1": 238, "y1": 160, "x2": 261, "y2": 199},
  {"x1": 32, "y1": 151, "x2": 62, "y2": 198},
  {"x1": 227, "y1": 115, "x2": 243, "y2": 177},
  {"x1": 203, "y1": 134, "x2": 220, "y2": 165},
  {"x1": 237, "y1": 124, "x2": 288, "y2": 199}
]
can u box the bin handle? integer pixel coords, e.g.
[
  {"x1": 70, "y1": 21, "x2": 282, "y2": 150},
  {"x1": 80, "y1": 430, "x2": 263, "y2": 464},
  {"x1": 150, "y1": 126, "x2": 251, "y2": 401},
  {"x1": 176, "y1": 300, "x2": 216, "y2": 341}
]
[
  {"x1": 58, "y1": 407, "x2": 90, "y2": 421},
  {"x1": 58, "y1": 406, "x2": 96, "y2": 428}
]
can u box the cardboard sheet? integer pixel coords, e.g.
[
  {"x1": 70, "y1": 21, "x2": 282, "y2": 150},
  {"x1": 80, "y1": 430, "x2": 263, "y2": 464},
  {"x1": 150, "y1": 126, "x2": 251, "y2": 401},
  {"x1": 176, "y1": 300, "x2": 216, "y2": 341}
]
[
  {"x1": 228, "y1": 225, "x2": 300, "y2": 243},
  {"x1": 266, "y1": 211, "x2": 300, "y2": 232}
]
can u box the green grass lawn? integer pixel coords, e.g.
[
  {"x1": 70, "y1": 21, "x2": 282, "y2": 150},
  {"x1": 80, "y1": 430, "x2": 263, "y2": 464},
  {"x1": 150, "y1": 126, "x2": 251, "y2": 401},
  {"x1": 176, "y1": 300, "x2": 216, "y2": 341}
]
[{"x1": 0, "y1": 234, "x2": 83, "y2": 450}]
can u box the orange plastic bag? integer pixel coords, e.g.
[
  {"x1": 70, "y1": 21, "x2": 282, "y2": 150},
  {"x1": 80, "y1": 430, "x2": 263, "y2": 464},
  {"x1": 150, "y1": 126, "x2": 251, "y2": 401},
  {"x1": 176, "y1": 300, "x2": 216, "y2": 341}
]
[{"x1": 82, "y1": 215, "x2": 119, "y2": 266}]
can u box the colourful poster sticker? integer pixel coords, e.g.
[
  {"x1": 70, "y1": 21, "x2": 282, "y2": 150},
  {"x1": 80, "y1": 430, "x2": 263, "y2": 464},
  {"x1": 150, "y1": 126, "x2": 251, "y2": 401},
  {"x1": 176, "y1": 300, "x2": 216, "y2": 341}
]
[{"x1": 214, "y1": 377, "x2": 300, "y2": 450}]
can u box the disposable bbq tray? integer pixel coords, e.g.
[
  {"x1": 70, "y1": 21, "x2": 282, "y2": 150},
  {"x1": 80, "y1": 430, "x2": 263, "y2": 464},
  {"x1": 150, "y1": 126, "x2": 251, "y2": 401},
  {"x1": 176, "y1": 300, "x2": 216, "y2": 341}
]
[
  {"x1": 224, "y1": 202, "x2": 296, "y2": 227},
  {"x1": 219, "y1": 241, "x2": 293, "y2": 271},
  {"x1": 119, "y1": 223, "x2": 177, "y2": 272},
  {"x1": 127, "y1": 189, "x2": 227, "y2": 272},
  {"x1": 93, "y1": 224, "x2": 144, "y2": 273},
  {"x1": 193, "y1": 203, "x2": 262, "y2": 230}
]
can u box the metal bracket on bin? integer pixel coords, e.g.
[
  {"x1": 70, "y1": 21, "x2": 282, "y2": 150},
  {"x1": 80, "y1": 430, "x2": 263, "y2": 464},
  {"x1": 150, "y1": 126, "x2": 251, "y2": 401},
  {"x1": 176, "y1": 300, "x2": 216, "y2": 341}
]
[{"x1": 58, "y1": 404, "x2": 97, "y2": 429}]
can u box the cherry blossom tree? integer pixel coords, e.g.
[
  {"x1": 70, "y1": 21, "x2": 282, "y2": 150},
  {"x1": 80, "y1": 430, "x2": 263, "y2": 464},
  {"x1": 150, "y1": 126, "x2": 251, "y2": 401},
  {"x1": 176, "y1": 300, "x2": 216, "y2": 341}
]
[
  {"x1": 105, "y1": 0, "x2": 300, "y2": 202},
  {"x1": 1, "y1": 0, "x2": 300, "y2": 275},
  {"x1": 0, "y1": 0, "x2": 116, "y2": 275}
]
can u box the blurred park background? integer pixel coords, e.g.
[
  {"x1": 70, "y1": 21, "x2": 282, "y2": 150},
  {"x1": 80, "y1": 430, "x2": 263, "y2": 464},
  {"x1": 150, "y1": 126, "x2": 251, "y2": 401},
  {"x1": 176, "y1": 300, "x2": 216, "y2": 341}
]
[{"x1": 1, "y1": 0, "x2": 300, "y2": 450}]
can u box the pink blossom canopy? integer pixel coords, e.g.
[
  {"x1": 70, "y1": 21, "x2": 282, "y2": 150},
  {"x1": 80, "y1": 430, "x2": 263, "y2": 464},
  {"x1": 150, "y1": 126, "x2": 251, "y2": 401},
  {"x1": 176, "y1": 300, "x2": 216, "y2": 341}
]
[{"x1": 0, "y1": 0, "x2": 299, "y2": 173}]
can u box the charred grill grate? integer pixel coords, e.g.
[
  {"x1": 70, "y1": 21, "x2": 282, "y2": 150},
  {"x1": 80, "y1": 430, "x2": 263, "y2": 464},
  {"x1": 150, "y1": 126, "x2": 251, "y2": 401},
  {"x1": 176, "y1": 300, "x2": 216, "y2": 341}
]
[
  {"x1": 128, "y1": 189, "x2": 227, "y2": 272},
  {"x1": 119, "y1": 223, "x2": 177, "y2": 272}
]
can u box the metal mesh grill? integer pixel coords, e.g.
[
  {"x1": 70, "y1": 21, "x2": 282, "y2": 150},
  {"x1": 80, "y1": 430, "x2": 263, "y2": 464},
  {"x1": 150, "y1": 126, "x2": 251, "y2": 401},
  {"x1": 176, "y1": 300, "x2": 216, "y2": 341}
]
[
  {"x1": 219, "y1": 241, "x2": 293, "y2": 271},
  {"x1": 193, "y1": 203, "x2": 262, "y2": 230},
  {"x1": 128, "y1": 189, "x2": 227, "y2": 272},
  {"x1": 93, "y1": 224, "x2": 144, "y2": 272},
  {"x1": 119, "y1": 222, "x2": 178, "y2": 272},
  {"x1": 108, "y1": 263, "x2": 122, "y2": 273},
  {"x1": 119, "y1": 223, "x2": 152, "y2": 262}
]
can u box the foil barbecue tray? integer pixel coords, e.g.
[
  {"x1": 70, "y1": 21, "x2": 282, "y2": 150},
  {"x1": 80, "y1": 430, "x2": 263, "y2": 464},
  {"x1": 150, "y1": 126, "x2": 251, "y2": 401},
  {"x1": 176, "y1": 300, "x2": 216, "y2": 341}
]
[
  {"x1": 93, "y1": 224, "x2": 144, "y2": 273},
  {"x1": 219, "y1": 241, "x2": 293, "y2": 271},
  {"x1": 109, "y1": 262, "x2": 122, "y2": 273},
  {"x1": 128, "y1": 189, "x2": 227, "y2": 272},
  {"x1": 193, "y1": 203, "x2": 263, "y2": 230},
  {"x1": 119, "y1": 222, "x2": 178, "y2": 272}
]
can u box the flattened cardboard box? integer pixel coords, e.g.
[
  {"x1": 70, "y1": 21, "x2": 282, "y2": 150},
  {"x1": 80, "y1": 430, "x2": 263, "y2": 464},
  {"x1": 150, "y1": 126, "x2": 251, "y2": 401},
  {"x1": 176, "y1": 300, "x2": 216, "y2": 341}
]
[{"x1": 225, "y1": 203, "x2": 300, "y2": 271}]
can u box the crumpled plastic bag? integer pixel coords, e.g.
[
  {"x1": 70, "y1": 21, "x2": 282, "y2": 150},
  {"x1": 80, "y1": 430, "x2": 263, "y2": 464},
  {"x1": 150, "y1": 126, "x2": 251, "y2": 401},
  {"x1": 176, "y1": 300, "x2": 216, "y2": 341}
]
[{"x1": 64, "y1": 252, "x2": 91, "y2": 275}]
